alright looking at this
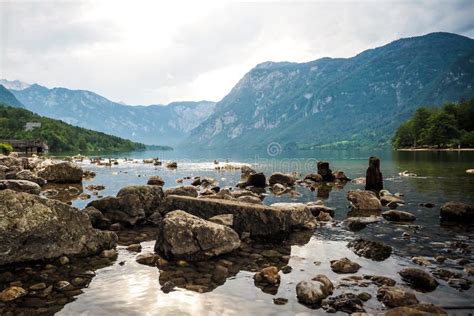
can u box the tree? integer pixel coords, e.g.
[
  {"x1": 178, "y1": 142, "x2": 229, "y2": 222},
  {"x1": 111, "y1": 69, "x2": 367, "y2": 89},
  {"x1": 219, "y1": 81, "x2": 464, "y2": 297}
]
[
  {"x1": 392, "y1": 120, "x2": 415, "y2": 148},
  {"x1": 421, "y1": 111, "x2": 459, "y2": 148},
  {"x1": 411, "y1": 107, "x2": 432, "y2": 146}
]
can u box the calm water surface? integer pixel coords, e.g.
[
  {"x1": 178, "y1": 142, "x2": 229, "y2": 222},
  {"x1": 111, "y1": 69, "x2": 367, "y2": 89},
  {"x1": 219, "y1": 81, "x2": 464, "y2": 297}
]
[{"x1": 57, "y1": 149, "x2": 474, "y2": 315}]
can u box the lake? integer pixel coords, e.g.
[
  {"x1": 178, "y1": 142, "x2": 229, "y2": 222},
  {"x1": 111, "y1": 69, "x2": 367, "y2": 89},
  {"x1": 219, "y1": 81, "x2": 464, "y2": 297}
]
[{"x1": 55, "y1": 148, "x2": 474, "y2": 315}]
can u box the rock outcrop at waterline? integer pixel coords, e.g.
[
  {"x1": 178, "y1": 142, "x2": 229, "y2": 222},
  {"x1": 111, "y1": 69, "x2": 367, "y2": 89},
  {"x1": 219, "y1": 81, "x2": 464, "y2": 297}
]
[
  {"x1": 87, "y1": 185, "x2": 164, "y2": 226},
  {"x1": 440, "y1": 201, "x2": 474, "y2": 222},
  {"x1": 36, "y1": 161, "x2": 83, "y2": 183},
  {"x1": 154, "y1": 210, "x2": 241, "y2": 261},
  {"x1": 0, "y1": 189, "x2": 117, "y2": 266},
  {"x1": 164, "y1": 195, "x2": 320, "y2": 241}
]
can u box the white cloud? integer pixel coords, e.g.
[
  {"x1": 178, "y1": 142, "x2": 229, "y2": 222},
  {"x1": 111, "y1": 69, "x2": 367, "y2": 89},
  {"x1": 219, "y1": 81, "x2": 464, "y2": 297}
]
[{"x1": 1, "y1": 0, "x2": 473, "y2": 104}]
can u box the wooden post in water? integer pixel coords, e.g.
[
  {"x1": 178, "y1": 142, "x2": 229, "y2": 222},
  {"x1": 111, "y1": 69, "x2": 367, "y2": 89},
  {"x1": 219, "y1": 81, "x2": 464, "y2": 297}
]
[{"x1": 365, "y1": 156, "x2": 383, "y2": 191}]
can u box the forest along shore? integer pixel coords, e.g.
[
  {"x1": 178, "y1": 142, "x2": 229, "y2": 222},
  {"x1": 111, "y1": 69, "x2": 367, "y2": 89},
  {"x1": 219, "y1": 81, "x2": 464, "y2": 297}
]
[{"x1": 0, "y1": 153, "x2": 473, "y2": 315}]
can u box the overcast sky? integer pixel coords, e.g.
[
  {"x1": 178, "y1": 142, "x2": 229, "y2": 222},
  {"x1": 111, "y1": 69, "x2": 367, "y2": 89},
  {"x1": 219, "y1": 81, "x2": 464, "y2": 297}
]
[{"x1": 1, "y1": 0, "x2": 473, "y2": 105}]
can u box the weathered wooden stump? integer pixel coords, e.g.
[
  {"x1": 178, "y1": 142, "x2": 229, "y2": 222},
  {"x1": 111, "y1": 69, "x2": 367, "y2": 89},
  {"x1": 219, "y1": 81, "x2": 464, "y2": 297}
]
[
  {"x1": 365, "y1": 156, "x2": 383, "y2": 191},
  {"x1": 317, "y1": 161, "x2": 335, "y2": 182}
]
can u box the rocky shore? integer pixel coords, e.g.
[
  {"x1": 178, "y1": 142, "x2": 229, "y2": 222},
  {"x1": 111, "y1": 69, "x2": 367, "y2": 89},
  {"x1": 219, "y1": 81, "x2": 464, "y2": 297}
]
[{"x1": 0, "y1": 153, "x2": 473, "y2": 315}]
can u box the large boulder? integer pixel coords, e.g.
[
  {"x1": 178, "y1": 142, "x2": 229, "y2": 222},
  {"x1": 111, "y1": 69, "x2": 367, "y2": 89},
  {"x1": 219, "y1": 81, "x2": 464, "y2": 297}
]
[
  {"x1": 268, "y1": 172, "x2": 295, "y2": 186},
  {"x1": 238, "y1": 172, "x2": 266, "y2": 188},
  {"x1": 270, "y1": 203, "x2": 317, "y2": 229},
  {"x1": 83, "y1": 206, "x2": 112, "y2": 229},
  {"x1": 10, "y1": 170, "x2": 47, "y2": 186},
  {"x1": 88, "y1": 185, "x2": 164, "y2": 226},
  {"x1": 165, "y1": 195, "x2": 292, "y2": 241},
  {"x1": 37, "y1": 161, "x2": 83, "y2": 183},
  {"x1": 0, "y1": 154, "x2": 23, "y2": 174},
  {"x1": 365, "y1": 156, "x2": 383, "y2": 191},
  {"x1": 154, "y1": 210, "x2": 241, "y2": 261},
  {"x1": 164, "y1": 185, "x2": 198, "y2": 198},
  {"x1": 0, "y1": 189, "x2": 117, "y2": 266},
  {"x1": 0, "y1": 180, "x2": 41, "y2": 195},
  {"x1": 347, "y1": 190, "x2": 382, "y2": 212},
  {"x1": 440, "y1": 202, "x2": 474, "y2": 222}
]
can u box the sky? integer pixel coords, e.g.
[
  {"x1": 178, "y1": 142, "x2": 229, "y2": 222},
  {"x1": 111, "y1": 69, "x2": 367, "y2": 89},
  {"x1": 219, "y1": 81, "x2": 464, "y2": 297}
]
[{"x1": 1, "y1": 0, "x2": 474, "y2": 105}]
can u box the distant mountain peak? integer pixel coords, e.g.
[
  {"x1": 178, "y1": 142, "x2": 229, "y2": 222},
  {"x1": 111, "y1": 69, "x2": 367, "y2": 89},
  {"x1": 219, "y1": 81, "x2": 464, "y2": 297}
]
[{"x1": 0, "y1": 79, "x2": 31, "y2": 91}]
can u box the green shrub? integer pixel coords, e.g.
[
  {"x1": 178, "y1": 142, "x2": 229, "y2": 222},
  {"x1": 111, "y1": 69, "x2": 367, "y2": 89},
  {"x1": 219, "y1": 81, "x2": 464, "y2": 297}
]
[{"x1": 1, "y1": 143, "x2": 13, "y2": 155}]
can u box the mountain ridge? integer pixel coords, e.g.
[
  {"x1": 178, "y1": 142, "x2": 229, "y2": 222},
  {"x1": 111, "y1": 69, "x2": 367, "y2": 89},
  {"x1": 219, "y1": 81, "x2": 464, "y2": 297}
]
[
  {"x1": 9, "y1": 83, "x2": 216, "y2": 146},
  {"x1": 184, "y1": 32, "x2": 474, "y2": 149}
]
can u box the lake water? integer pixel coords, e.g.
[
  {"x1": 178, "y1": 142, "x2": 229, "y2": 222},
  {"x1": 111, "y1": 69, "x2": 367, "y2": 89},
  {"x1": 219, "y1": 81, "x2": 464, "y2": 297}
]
[{"x1": 55, "y1": 148, "x2": 474, "y2": 315}]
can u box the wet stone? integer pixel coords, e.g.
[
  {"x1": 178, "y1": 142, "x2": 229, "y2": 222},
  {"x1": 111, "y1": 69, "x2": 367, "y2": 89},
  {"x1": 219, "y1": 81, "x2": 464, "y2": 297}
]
[
  {"x1": 347, "y1": 239, "x2": 392, "y2": 261},
  {"x1": 330, "y1": 257, "x2": 361, "y2": 274},
  {"x1": 377, "y1": 286, "x2": 418, "y2": 308},
  {"x1": 161, "y1": 281, "x2": 176, "y2": 294},
  {"x1": 323, "y1": 293, "x2": 365, "y2": 313},
  {"x1": 398, "y1": 268, "x2": 438, "y2": 292},
  {"x1": 273, "y1": 297, "x2": 288, "y2": 305}
]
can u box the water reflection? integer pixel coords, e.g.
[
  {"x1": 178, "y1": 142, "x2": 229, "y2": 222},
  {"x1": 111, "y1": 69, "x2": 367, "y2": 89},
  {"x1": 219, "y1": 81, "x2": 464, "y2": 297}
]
[
  {"x1": 157, "y1": 231, "x2": 313, "y2": 294},
  {"x1": 40, "y1": 183, "x2": 84, "y2": 203}
]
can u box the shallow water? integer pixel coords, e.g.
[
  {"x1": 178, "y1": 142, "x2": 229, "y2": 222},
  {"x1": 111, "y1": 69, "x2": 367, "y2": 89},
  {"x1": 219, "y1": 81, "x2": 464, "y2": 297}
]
[{"x1": 55, "y1": 149, "x2": 473, "y2": 315}]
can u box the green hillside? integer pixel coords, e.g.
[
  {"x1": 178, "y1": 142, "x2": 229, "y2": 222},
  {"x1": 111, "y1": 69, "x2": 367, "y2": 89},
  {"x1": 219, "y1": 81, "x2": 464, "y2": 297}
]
[{"x1": 0, "y1": 104, "x2": 146, "y2": 152}]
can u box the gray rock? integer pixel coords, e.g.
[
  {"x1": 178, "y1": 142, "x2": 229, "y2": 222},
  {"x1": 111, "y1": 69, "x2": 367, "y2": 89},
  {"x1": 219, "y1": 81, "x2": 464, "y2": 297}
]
[
  {"x1": 88, "y1": 185, "x2": 164, "y2": 226},
  {"x1": 0, "y1": 189, "x2": 117, "y2": 266},
  {"x1": 382, "y1": 210, "x2": 416, "y2": 222},
  {"x1": 384, "y1": 304, "x2": 447, "y2": 316},
  {"x1": 147, "y1": 176, "x2": 164, "y2": 186},
  {"x1": 347, "y1": 190, "x2": 382, "y2": 212},
  {"x1": 12, "y1": 170, "x2": 47, "y2": 186},
  {"x1": 208, "y1": 214, "x2": 233, "y2": 226},
  {"x1": 399, "y1": 268, "x2": 438, "y2": 292},
  {"x1": 164, "y1": 185, "x2": 198, "y2": 198},
  {"x1": 268, "y1": 172, "x2": 295, "y2": 186},
  {"x1": 377, "y1": 286, "x2": 418, "y2": 308},
  {"x1": 154, "y1": 210, "x2": 241, "y2": 261},
  {"x1": 296, "y1": 275, "x2": 333, "y2": 305},
  {"x1": 323, "y1": 293, "x2": 365, "y2": 313},
  {"x1": 270, "y1": 203, "x2": 317, "y2": 229},
  {"x1": 347, "y1": 238, "x2": 392, "y2": 261},
  {"x1": 239, "y1": 172, "x2": 266, "y2": 188},
  {"x1": 0, "y1": 179, "x2": 41, "y2": 194},
  {"x1": 440, "y1": 202, "x2": 474, "y2": 222},
  {"x1": 83, "y1": 206, "x2": 111, "y2": 229},
  {"x1": 164, "y1": 195, "x2": 292, "y2": 241},
  {"x1": 330, "y1": 257, "x2": 361, "y2": 273},
  {"x1": 37, "y1": 161, "x2": 83, "y2": 183},
  {"x1": 303, "y1": 173, "x2": 323, "y2": 183}
]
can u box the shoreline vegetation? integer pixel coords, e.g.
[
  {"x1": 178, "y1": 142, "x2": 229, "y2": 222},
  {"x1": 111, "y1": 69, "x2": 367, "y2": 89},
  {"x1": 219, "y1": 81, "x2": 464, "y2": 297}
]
[
  {"x1": 397, "y1": 148, "x2": 474, "y2": 151},
  {"x1": 392, "y1": 98, "x2": 474, "y2": 150},
  {"x1": 0, "y1": 103, "x2": 172, "y2": 153}
]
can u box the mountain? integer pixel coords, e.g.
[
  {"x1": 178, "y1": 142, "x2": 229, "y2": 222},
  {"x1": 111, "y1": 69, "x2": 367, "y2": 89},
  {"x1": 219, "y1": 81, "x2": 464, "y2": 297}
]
[
  {"x1": 10, "y1": 84, "x2": 216, "y2": 146},
  {"x1": 0, "y1": 85, "x2": 24, "y2": 108},
  {"x1": 0, "y1": 103, "x2": 146, "y2": 152},
  {"x1": 185, "y1": 32, "x2": 474, "y2": 149},
  {"x1": 0, "y1": 79, "x2": 30, "y2": 91}
]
